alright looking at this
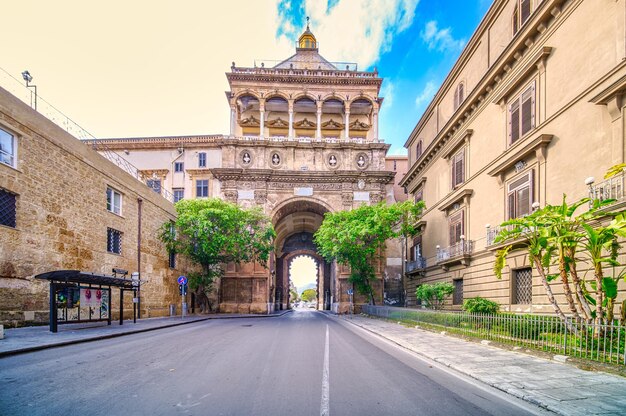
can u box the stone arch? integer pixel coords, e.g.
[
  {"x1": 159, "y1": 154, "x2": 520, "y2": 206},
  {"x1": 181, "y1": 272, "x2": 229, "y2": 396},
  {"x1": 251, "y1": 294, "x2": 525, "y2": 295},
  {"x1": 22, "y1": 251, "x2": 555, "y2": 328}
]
[
  {"x1": 347, "y1": 95, "x2": 376, "y2": 106},
  {"x1": 292, "y1": 91, "x2": 318, "y2": 103},
  {"x1": 320, "y1": 92, "x2": 348, "y2": 103},
  {"x1": 233, "y1": 90, "x2": 261, "y2": 102},
  {"x1": 271, "y1": 196, "x2": 334, "y2": 224},
  {"x1": 264, "y1": 91, "x2": 290, "y2": 102}
]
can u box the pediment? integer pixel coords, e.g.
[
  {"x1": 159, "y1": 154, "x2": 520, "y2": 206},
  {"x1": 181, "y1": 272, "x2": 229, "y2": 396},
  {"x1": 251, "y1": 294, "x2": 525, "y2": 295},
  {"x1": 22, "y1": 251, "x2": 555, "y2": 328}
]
[
  {"x1": 294, "y1": 118, "x2": 316, "y2": 129},
  {"x1": 267, "y1": 117, "x2": 290, "y2": 128},
  {"x1": 239, "y1": 115, "x2": 260, "y2": 127},
  {"x1": 349, "y1": 119, "x2": 370, "y2": 130},
  {"x1": 321, "y1": 119, "x2": 343, "y2": 129}
]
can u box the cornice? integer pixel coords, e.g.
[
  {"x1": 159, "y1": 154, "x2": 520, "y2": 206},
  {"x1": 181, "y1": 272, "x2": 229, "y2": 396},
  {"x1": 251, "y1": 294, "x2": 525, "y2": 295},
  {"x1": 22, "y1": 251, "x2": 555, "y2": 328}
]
[
  {"x1": 487, "y1": 134, "x2": 553, "y2": 184},
  {"x1": 438, "y1": 189, "x2": 474, "y2": 212},
  {"x1": 227, "y1": 73, "x2": 382, "y2": 87},
  {"x1": 211, "y1": 168, "x2": 395, "y2": 184}
]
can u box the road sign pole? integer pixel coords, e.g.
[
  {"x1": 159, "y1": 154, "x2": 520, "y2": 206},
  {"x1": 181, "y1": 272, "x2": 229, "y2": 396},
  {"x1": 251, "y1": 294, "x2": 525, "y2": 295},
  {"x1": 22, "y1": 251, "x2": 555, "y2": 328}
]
[{"x1": 177, "y1": 276, "x2": 188, "y2": 319}]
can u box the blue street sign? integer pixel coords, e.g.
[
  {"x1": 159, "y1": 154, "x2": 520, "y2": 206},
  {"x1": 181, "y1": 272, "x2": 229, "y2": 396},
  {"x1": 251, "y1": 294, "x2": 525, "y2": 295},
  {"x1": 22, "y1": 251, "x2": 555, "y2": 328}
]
[
  {"x1": 177, "y1": 275, "x2": 187, "y2": 285},
  {"x1": 347, "y1": 289, "x2": 353, "y2": 295}
]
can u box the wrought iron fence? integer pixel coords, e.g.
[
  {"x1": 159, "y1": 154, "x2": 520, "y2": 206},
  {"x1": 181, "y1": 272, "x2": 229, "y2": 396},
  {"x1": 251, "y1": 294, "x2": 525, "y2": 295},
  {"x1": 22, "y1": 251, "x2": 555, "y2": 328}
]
[
  {"x1": 589, "y1": 171, "x2": 625, "y2": 206},
  {"x1": 436, "y1": 239, "x2": 473, "y2": 262},
  {"x1": 362, "y1": 305, "x2": 626, "y2": 366},
  {"x1": 406, "y1": 257, "x2": 427, "y2": 273}
]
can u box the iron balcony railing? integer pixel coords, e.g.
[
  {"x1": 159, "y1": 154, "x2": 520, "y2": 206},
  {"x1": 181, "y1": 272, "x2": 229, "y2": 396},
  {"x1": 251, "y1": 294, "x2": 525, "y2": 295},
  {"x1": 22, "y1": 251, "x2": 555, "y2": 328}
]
[
  {"x1": 437, "y1": 240, "x2": 473, "y2": 262},
  {"x1": 406, "y1": 257, "x2": 427, "y2": 273},
  {"x1": 362, "y1": 305, "x2": 626, "y2": 367},
  {"x1": 589, "y1": 170, "x2": 625, "y2": 206}
]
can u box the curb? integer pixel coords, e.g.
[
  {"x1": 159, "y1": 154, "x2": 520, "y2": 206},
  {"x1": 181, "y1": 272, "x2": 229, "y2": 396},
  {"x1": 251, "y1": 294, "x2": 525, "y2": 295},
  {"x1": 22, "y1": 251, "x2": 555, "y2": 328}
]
[{"x1": 0, "y1": 309, "x2": 292, "y2": 358}]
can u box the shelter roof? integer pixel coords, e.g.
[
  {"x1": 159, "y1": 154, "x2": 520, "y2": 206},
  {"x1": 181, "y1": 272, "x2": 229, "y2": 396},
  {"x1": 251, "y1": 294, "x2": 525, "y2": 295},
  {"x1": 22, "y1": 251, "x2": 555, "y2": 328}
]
[{"x1": 35, "y1": 270, "x2": 136, "y2": 289}]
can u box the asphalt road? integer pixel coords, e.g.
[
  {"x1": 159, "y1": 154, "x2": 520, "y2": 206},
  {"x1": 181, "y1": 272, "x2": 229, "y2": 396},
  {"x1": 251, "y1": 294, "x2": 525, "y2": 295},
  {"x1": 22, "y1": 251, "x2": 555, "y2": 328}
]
[{"x1": 0, "y1": 310, "x2": 548, "y2": 416}]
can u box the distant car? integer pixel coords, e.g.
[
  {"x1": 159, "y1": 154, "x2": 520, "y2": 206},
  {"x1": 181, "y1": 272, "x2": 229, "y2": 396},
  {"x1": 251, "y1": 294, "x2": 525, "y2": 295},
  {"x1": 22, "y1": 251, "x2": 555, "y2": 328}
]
[{"x1": 307, "y1": 302, "x2": 316, "y2": 309}]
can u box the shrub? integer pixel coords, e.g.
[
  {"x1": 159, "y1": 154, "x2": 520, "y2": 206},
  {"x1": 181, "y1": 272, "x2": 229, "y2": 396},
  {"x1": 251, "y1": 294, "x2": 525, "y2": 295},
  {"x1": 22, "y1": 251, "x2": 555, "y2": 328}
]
[
  {"x1": 462, "y1": 297, "x2": 500, "y2": 314},
  {"x1": 415, "y1": 282, "x2": 454, "y2": 310}
]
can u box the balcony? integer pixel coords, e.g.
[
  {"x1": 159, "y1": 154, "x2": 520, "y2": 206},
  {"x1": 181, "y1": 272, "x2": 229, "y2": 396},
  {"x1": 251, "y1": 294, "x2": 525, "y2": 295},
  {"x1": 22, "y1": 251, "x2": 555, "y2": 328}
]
[
  {"x1": 486, "y1": 223, "x2": 532, "y2": 250},
  {"x1": 406, "y1": 257, "x2": 427, "y2": 274},
  {"x1": 588, "y1": 171, "x2": 625, "y2": 207},
  {"x1": 436, "y1": 239, "x2": 473, "y2": 269}
]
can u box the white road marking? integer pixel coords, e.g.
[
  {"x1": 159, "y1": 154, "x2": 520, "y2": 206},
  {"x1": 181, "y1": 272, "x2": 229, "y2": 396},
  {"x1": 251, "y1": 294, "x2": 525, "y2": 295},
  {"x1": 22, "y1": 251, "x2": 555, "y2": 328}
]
[{"x1": 320, "y1": 324, "x2": 330, "y2": 416}]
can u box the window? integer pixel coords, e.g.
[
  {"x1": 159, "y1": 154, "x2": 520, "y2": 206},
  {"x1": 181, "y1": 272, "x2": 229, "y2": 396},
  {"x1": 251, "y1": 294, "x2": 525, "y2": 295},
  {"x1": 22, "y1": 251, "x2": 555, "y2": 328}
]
[
  {"x1": 393, "y1": 160, "x2": 397, "y2": 171},
  {"x1": 453, "y1": 279, "x2": 463, "y2": 305},
  {"x1": 454, "y1": 82, "x2": 465, "y2": 110},
  {"x1": 508, "y1": 170, "x2": 534, "y2": 219},
  {"x1": 449, "y1": 211, "x2": 464, "y2": 245},
  {"x1": 414, "y1": 189, "x2": 423, "y2": 203},
  {"x1": 410, "y1": 236, "x2": 422, "y2": 261},
  {"x1": 0, "y1": 128, "x2": 15, "y2": 168},
  {"x1": 415, "y1": 140, "x2": 423, "y2": 160},
  {"x1": 451, "y1": 148, "x2": 465, "y2": 189},
  {"x1": 169, "y1": 250, "x2": 176, "y2": 269},
  {"x1": 173, "y1": 188, "x2": 184, "y2": 203},
  {"x1": 512, "y1": 0, "x2": 532, "y2": 35},
  {"x1": 196, "y1": 180, "x2": 209, "y2": 198},
  {"x1": 508, "y1": 82, "x2": 535, "y2": 144},
  {"x1": 513, "y1": 268, "x2": 533, "y2": 304},
  {"x1": 107, "y1": 228, "x2": 122, "y2": 254},
  {"x1": 198, "y1": 152, "x2": 207, "y2": 168},
  {"x1": 106, "y1": 187, "x2": 122, "y2": 215},
  {"x1": 0, "y1": 189, "x2": 17, "y2": 228},
  {"x1": 147, "y1": 179, "x2": 161, "y2": 194},
  {"x1": 174, "y1": 162, "x2": 184, "y2": 172}
]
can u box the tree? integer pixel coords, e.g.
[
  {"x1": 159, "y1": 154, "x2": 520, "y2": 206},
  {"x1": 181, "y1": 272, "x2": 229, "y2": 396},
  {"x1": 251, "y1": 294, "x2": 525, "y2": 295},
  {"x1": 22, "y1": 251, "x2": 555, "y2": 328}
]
[
  {"x1": 301, "y1": 288, "x2": 317, "y2": 302},
  {"x1": 415, "y1": 282, "x2": 454, "y2": 310},
  {"x1": 314, "y1": 201, "x2": 425, "y2": 304},
  {"x1": 160, "y1": 198, "x2": 275, "y2": 312},
  {"x1": 494, "y1": 193, "x2": 626, "y2": 326}
]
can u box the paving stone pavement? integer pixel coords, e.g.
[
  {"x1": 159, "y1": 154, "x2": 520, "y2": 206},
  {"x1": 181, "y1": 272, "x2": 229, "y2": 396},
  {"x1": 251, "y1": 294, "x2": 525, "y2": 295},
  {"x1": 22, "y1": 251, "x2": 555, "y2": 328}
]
[{"x1": 336, "y1": 314, "x2": 626, "y2": 416}]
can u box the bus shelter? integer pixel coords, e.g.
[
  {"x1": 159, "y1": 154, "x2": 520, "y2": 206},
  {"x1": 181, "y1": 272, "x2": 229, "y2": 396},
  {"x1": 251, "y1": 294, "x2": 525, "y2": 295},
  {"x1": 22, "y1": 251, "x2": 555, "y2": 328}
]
[{"x1": 35, "y1": 269, "x2": 139, "y2": 333}]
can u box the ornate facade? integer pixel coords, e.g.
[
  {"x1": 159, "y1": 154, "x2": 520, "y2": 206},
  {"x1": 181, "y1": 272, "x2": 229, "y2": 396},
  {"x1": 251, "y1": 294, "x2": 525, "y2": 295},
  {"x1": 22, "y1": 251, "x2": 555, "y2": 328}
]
[{"x1": 92, "y1": 24, "x2": 402, "y2": 314}]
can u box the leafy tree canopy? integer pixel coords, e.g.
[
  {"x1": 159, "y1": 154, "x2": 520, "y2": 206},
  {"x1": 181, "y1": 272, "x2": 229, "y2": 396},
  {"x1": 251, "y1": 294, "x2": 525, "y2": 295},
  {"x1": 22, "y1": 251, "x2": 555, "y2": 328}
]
[
  {"x1": 301, "y1": 288, "x2": 317, "y2": 302},
  {"x1": 314, "y1": 201, "x2": 425, "y2": 303},
  {"x1": 160, "y1": 198, "x2": 275, "y2": 311}
]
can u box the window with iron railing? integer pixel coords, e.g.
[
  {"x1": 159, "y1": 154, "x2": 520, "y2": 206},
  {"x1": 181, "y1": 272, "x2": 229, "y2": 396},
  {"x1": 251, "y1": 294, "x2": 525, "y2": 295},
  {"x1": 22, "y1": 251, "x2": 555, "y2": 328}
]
[
  {"x1": 513, "y1": 268, "x2": 533, "y2": 304},
  {"x1": 0, "y1": 189, "x2": 17, "y2": 228},
  {"x1": 107, "y1": 228, "x2": 122, "y2": 255}
]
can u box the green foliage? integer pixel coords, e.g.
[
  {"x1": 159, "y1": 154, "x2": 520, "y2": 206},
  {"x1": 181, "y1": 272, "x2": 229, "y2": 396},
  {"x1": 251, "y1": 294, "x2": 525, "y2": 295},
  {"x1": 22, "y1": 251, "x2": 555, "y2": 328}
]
[
  {"x1": 301, "y1": 289, "x2": 317, "y2": 302},
  {"x1": 160, "y1": 198, "x2": 275, "y2": 310},
  {"x1": 415, "y1": 282, "x2": 454, "y2": 310},
  {"x1": 314, "y1": 201, "x2": 424, "y2": 303},
  {"x1": 462, "y1": 297, "x2": 500, "y2": 314}
]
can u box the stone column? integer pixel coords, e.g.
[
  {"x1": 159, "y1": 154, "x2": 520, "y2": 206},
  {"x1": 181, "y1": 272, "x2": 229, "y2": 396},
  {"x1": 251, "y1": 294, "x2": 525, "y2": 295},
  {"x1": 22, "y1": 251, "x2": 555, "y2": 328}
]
[
  {"x1": 230, "y1": 105, "x2": 236, "y2": 136},
  {"x1": 372, "y1": 108, "x2": 379, "y2": 141},
  {"x1": 344, "y1": 107, "x2": 350, "y2": 140},
  {"x1": 259, "y1": 100, "x2": 265, "y2": 139},
  {"x1": 288, "y1": 101, "x2": 294, "y2": 139},
  {"x1": 316, "y1": 102, "x2": 322, "y2": 140}
]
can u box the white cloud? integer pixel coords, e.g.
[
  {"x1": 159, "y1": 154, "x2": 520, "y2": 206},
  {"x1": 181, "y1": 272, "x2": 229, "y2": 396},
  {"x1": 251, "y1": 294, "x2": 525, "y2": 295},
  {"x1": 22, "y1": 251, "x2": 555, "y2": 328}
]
[
  {"x1": 421, "y1": 20, "x2": 465, "y2": 53},
  {"x1": 285, "y1": 0, "x2": 419, "y2": 69},
  {"x1": 415, "y1": 81, "x2": 437, "y2": 108}
]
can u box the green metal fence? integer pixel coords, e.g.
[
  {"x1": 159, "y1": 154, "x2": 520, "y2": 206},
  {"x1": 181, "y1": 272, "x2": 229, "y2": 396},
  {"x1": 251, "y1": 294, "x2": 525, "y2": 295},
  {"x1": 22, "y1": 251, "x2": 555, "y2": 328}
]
[{"x1": 362, "y1": 305, "x2": 626, "y2": 366}]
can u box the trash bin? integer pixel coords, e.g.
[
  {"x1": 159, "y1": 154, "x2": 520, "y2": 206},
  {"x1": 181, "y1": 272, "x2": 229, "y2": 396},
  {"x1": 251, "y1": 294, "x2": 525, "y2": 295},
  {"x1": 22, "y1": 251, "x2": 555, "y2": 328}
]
[{"x1": 169, "y1": 304, "x2": 176, "y2": 316}]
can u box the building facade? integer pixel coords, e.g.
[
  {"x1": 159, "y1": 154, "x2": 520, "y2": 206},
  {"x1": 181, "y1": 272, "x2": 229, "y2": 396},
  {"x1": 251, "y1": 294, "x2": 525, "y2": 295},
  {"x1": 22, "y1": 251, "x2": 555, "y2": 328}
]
[
  {"x1": 0, "y1": 86, "x2": 186, "y2": 327},
  {"x1": 400, "y1": 0, "x2": 626, "y2": 313},
  {"x1": 91, "y1": 25, "x2": 404, "y2": 314}
]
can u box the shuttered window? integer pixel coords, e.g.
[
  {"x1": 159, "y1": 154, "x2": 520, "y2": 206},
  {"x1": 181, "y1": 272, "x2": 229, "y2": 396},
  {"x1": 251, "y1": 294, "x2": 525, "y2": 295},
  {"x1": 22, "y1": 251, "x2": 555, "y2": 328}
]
[
  {"x1": 507, "y1": 170, "x2": 534, "y2": 219},
  {"x1": 508, "y1": 82, "x2": 535, "y2": 145},
  {"x1": 513, "y1": 0, "x2": 532, "y2": 35},
  {"x1": 416, "y1": 140, "x2": 423, "y2": 159},
  {"x1": 449, "y1": 211, "x2": 464, "y2": 245},
  {"x1": 451, "y1": 149, "x2": 465, "y2": 189},
  {"x1": 454, "y1": 82, "x2": 464, "y2": 110}
]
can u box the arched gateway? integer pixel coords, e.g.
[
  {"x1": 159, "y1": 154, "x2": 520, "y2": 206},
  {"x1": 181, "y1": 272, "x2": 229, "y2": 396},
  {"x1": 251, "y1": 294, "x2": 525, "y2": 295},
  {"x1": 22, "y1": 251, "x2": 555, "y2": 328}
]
[{"x1": 91, "y1": 22, "x2": 404, "y2": 314}]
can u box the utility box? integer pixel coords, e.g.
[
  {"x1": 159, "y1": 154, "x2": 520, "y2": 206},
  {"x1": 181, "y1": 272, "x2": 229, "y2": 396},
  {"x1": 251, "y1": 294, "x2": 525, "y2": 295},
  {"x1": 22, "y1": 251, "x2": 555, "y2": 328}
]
[{"x1": 169, "y1": 304, "x2": 176, "y2": 316}]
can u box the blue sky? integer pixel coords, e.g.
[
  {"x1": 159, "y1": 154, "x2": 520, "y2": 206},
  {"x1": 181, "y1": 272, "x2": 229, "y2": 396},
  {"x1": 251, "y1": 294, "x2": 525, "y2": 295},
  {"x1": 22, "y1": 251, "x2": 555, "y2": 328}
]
[
  {"x1": 1, "y1": 0, "x2": 492, "y2": 155},
  {"x1": 274, "y1": 0, "x2": 491, "y2": 154}
]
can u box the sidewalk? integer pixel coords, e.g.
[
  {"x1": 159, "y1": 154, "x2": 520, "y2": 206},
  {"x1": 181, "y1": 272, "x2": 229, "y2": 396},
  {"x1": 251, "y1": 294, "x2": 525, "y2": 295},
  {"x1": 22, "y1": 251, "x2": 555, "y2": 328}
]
[
  {"x1": 335, "y1": 314, "x2": 626, "y2": 416},
  {"x1": 0, "y1": 310, "x2": 291, "y2": 357}
]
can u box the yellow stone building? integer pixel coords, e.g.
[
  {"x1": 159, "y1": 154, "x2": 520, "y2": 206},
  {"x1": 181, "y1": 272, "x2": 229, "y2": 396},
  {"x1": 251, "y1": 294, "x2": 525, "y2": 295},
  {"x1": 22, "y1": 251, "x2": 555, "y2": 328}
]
[{"x1": 400, "y1": 0, "x2": 626, "y2": 314}]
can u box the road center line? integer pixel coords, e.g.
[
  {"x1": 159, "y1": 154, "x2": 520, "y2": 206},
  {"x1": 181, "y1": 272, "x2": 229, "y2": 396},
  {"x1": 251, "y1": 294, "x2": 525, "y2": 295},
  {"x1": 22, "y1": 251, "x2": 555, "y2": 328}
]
[{"x1": 320, "y1": 324, "x2": 330, "y2": 416}]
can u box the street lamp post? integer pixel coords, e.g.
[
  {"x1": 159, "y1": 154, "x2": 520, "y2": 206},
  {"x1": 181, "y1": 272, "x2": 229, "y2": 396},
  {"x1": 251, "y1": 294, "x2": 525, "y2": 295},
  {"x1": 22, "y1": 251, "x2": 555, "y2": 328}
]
[{"x1": 21, "y1": 70, "x2": 37, "y2": 110}]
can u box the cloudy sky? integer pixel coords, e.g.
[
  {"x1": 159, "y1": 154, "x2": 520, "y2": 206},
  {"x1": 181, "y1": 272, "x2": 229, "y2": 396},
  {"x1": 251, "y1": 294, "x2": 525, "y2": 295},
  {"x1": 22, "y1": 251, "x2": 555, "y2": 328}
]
[{"x1": 1, "y1": 0, "x2": 490, "y2": 154}]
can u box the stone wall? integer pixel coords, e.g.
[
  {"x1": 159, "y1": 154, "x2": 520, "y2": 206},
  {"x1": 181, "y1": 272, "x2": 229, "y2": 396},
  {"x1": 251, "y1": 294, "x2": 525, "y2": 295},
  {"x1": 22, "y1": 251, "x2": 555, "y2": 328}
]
[{"x1": 0, "y1": 87, "x2": 189, "y2": 327}]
